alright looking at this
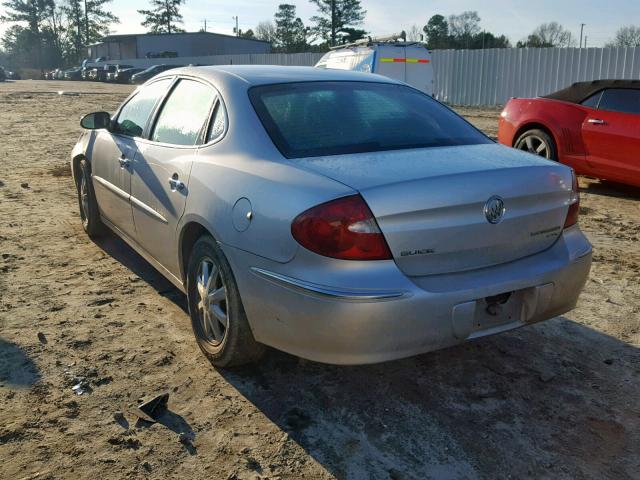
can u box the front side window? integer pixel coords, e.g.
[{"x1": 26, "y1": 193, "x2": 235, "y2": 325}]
[
  {"x1": 114, "y1": 79, "x2": 172, "y2": 137},
  {"x1": 249, "y1": 81, "x2": 491, "y2": 159},
  {"x1": 598, "y1": 88, "x2": 640, "y2": 115},
  {"x1": 152, "y1": 79, "x2": 216, "y2": 146}
]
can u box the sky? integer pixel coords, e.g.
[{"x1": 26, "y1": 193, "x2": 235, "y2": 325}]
[{"x1": 1, "y1": 0, "x2": 639, "y2": 47}]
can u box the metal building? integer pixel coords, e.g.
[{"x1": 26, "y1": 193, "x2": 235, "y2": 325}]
[{"x1": 87, "y1": 32, "x2": 271, "y2": 61}]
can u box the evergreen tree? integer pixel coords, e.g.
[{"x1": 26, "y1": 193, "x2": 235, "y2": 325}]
[
  {"x1": 423, "y1": 14, "x2": 448, "y2": 49},
  {"x1": 138, "y1": 0, "x2": 185, "y2": 34},
  {"x1": 274, "y1": 4, "x2": 307, "y2": 52},
  {"x1": 1, "y1": 0, "x2": 55, "y2": 68},
  {"x1": 309, "y1": 0, "x2": 365, "y2": 46}
]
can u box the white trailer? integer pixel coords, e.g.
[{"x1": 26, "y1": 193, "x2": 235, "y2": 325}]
[{"x1": 315, "y1": 37, "x2": 434, "y2": 95}]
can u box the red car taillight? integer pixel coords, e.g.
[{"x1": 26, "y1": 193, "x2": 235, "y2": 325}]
[
  {"x1": 564, "y1": 170, "x2": 580, "y2": 228},
  {"x1": 291, "y1": 195, "x2": 392, "y2": 260}
]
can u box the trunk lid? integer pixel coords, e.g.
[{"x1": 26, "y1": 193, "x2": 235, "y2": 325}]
[{"x1": 297, "y1": 144, "x2": 574, "y2": 276}]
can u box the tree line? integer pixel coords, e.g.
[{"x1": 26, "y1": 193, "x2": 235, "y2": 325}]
[
  {"x1": 1, "y1": 0, "x2": 640, "y2": 70},
  {"x1": 0, "y1": 0, "x2": 187, "y2": 69}
]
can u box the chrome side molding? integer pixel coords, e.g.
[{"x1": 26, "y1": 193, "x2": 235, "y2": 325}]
[{"x1": 250, "y1": 267, "x2": 407, "y2": 302}]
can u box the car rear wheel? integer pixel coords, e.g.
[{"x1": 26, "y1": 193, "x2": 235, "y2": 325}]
[
  {"x1": 77, "y1": 159, "x2": 105, "y2": 237},
  {"x1": 514, "y1": 129, "x2": 557, "y2": 160},
  {"x1": 186, "y1": 235, "x2": 265, "y2": 367}
]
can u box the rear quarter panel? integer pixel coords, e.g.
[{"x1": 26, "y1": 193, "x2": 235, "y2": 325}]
[{"x1": 499, "y1": 98, "x2": 591, "y2": 173}]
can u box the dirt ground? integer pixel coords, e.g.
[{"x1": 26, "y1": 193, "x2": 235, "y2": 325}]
[{"x1": 1, "y1": 80, "x2": 638, "y2": 480}]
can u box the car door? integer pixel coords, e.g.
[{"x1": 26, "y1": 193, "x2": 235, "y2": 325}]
[
  {"x1": 91, "y1": 78, "x2": 173, "y2": 238},
  {"x1": 130, "y1": 77, "x2": 219, "y2": 274},
  {"x1": 581, "y1": 88, "x2": 640, "y2": 183}
]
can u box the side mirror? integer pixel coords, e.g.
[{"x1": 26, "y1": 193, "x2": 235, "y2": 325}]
[{"x1": 80, "y1": 111, "x2": 111, "y2": 130}]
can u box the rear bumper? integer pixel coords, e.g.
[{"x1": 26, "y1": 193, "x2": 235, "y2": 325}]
[{"x1": 224, "y1": 226, "x2": 592, "y2": 365}]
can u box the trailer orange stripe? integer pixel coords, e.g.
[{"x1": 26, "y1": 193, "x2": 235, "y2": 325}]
[{"x1": 379, "y1": 58, "x2": 430, "y2": 63}]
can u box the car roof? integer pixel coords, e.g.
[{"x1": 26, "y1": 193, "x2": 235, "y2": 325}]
[
  {"x1": 544, "y1": 79, "x2": 640, "y2": 104},
  {"x1": 153, "y1": 65, "x2": 400, "y2": 87}
]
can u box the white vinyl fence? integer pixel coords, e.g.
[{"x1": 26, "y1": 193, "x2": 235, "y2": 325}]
[
  {"x1": 432, "y1": 47, "x2": 640, "y2": 106},
  {"x1": 109, "y1": 47, "x2": 639, "y2": 106}
]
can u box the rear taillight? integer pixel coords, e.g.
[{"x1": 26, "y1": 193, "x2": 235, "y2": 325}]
[
  {"x1": 564, "y1": 170, "x2": 580, "y2": 228},
  {"x1": 291, "y1": 195, "x2": 392, "y2": 260}
]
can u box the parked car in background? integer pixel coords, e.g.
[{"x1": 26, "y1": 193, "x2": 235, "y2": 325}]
[
  {"x1": 64, "y1": 68, "x2": 83, "y2": 80},
  {"x1": 72, "y1": 66, "x2": 591, "y2": 367},
  {"x1": 499, "y1": 80, "x2": 640, "y2": 187},
  {"x1": 97, "y1": 64, "x2": 117, "y2": 82},
  {"x1": 113, "y1": 67, "x2": 144, "y2": 84},
  {"x1": 44, "y1": 69, "x2": 62, "y2": 80},
  {"x1": 87, "y1": 67, "x2": 100, "y2": 81},
  {"x1": 315, "y1": 34, "x2": 434, "y2": 95},
  {"x1": 105, "y1": 64, "x2": 134, "y2": 82},
  {"x1": 130, "y1": 64, "x2": 182, "y2": 84}
]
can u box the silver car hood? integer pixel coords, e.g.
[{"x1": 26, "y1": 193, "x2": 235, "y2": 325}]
[{"x1": 295, "y1": 143, "x2": 557, "y2": 191}]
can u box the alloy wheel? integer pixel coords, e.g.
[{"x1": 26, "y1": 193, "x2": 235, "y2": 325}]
[
  {"x1": 516, "y1": 135, "x2": 550, "y2": 158},
  {"x1": 196, "y1": 257, "x2": 229, "y2": 345}
]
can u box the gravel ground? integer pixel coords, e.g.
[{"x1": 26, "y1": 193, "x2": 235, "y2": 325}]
[{"x1": 0, "y1": 80, "x2": 638, "y2": 480}]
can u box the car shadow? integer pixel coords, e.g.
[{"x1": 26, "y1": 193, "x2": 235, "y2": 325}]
[
  {"x1": 219, "y1": 318, "x2": 638, "y2": 479},
  {"x1": 580, "y1": 177, "x2": 640, "y2": 200},
  {"x1": 89, "y1": 230, "x2": 638, "y2": 479},
  {"x1": 91, "y1": 232, "x2": 187, "y2": 312},
  {"x1": 0, "y1": 338, "x2": 41, "y2": 387}
]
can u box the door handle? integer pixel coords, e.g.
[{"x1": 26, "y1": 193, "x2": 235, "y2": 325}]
[
  {"x1": 118, "y1": 156, "x2": 130, "y2": 168},
  {"x1": 168, "y1": 174, "x2": 185, "y2": 192},
  {"x1": 587, "y1": 118, "x2": 605, "y2": 125}
]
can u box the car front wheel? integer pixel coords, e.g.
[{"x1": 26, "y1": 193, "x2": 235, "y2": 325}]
[
  {"x1": 186, "y1": 235, "x2": 265, "y2": 367},
  {"x1": 514, "y1": 129, "x2": 557, "y2": 160}
]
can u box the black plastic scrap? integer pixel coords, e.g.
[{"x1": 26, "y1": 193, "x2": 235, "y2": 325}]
[{"x1": 133, "y1": 393, "x2": 169, "y2": 423}]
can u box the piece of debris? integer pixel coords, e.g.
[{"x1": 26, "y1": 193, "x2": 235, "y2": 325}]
[
  {"x1": 132, "y1": 393, "x2": 169, "y2": 423},
  {"x1": 58, "y1": 91, "x2": 80, "y2": 96},
  {"x1": 20, "y1": 182, "x2": 29, "y2": 189},
  {"x1": 71, "y1": 378, "x2": 92, "y2": 395},
  {"x1": 603, "y1": 358, "x2": 614, "y2": 365},
  {"x1": 37, "y1": 332, "x2": 47, "y2": 344}
]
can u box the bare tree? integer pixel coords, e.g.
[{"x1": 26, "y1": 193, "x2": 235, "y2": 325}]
[
  {"x1": 521, "y1": 22, "x2": 573, "y2": 48},
  {"x1": 255, "y1": 20, "x2": 277, "y2": 44},
  {"x1": 606, "y1": 25, "x2": 640, "y2": 47},
  {"x1": 406, "y1": 24, "x2": 423, "y2": 42},
  {"x1": 447, "y1": 11, "x2": 481, "y2": 39}
]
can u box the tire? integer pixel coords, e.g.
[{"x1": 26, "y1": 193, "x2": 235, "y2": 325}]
[
  {"x1": 77, "y1": 159, "x2": 105, "y2": 237},
  {"x1": 514, "y1": 129, "x2": 557, "y2": 160},
  {"x1": 186, "y1": 235, "x2": 265, "y2": 367}
]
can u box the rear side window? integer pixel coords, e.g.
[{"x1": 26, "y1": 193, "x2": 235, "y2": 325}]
[
  {"x1": 249, "y1": 81, "x2": 491, "y2": 159},
  {"x1": 581, "y1": 91, "x2": 602, "y2": 109},
  {"x1": 152, "y1": 79, "x2": 217, "y2": 145},
  {"x1": 114, "y1": 79, "x2": 172, "y2": 137},
  {"x1": 598, "y1": 89, "x2": 640, "y2": 115},
  {"x1": 207, "y1": 102, "x2": 226, "y2": 142}
]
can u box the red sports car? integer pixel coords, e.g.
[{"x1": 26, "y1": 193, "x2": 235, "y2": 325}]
[{"x1": 498, "y1": 80, "x2": 640, "y2": 187}]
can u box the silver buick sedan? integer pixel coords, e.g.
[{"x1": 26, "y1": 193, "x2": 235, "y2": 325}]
[{"x1": 71, "y1": 66, "x2": 592, "y2": 366}]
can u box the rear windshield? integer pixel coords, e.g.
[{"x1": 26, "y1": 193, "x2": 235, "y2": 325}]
[{"x1": 249, "y1": 81, "x2": 491, "y2": 159}]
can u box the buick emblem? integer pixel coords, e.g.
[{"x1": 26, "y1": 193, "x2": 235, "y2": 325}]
[{"x1": 484, "y1": 196, "x2": 505, "y2": 224}]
